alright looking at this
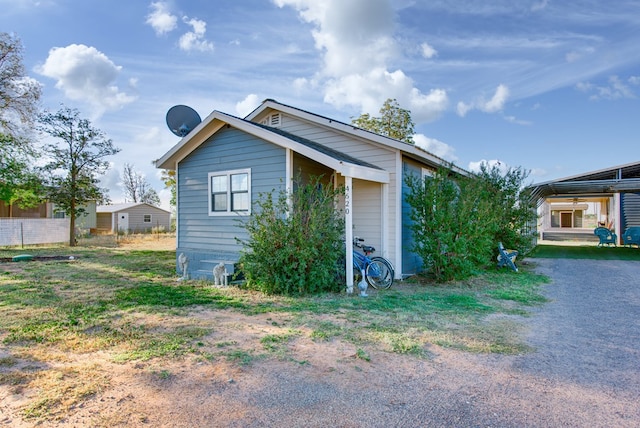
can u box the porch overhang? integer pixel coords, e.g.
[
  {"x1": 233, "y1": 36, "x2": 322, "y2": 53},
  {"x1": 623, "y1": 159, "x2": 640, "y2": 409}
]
[{"x1": 530, "y1": 178, "x2": 640, "y2": 203}]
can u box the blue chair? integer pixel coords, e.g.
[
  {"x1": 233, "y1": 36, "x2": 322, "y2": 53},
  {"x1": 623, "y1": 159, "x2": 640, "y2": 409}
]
[
  {"x1": 497, "y1": 242, "x2": 518, "y2": 272},
  {"x1": 594, "y1": 227, "x2": 617, "y2": 247},
  {"x1": 622, "y1": 226, "x2": 640, "y2": 248}
]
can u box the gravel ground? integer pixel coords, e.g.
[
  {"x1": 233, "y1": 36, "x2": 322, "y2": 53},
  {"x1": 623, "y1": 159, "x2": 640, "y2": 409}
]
[
  {"x1": 252, "y1": 258, "x2": 640, "y2": 427},
  {"x1": 236, "y1": 257, "x2": 640, "y2": 428}
]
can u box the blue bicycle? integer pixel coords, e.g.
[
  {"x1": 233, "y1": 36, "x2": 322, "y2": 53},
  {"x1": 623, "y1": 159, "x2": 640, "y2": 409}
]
[{"x1": 352, "y1": 237, "x2": 394, "y2": 289}]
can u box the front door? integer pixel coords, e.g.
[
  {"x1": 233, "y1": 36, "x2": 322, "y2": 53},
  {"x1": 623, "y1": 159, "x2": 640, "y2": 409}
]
[
  {"x1": 118, "y1": 212, "x2": 129, "y2": 233},
  {"x1": 560, "y1": 212, "x2": 573, "y2": 228}
]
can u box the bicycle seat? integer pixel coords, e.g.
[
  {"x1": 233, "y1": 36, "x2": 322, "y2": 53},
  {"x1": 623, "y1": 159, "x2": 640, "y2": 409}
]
[{"x1": 362, "y1": 245, "x2": 375, "y2": 254}]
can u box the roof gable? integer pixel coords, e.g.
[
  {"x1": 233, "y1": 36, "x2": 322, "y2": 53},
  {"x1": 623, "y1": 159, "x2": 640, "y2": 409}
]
[
  {"x1": 155, "y1": 110, "x2": 389, "y2": 183},
  {"x1": 97, "y1": 202, "x2": 170, "y2": 213},
  {"x1": 245, "y1": 99, "x2": 467, "y2": 175}
]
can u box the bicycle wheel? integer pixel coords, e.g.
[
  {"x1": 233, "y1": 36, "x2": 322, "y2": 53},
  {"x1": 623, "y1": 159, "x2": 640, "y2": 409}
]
[
  {"x1": 371, "y1": 257, "x2": 395, "y2": 284},
  {"x1": 365, "y1": 258, "x2": 393, "y2": 289}
]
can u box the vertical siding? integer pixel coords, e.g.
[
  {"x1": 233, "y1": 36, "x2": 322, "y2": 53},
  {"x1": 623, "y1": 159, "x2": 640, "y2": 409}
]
[
  {"x1": 622, "y1": 192, "x2": 640, "y2": 229},
  {"x1": 352, "y1": 179, "x2": 383, "y2": 255},
  {"x1": 177, "y1": 126, "x2": 286, "y2": 254},
  {"x1": 115, "y1": 205, "x2": 171, "y2": 233},
  {"x1": 279, "y1": 114, "x2": 398, "y2": 265},
  {"x1": 401, "y1": 160, "x2": 424, "y2": 275}
]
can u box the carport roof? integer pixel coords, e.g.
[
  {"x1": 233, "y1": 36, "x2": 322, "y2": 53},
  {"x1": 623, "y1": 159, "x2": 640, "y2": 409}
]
[{"x1": 528, "y1": 161, "x2": 640, "y2": 201}]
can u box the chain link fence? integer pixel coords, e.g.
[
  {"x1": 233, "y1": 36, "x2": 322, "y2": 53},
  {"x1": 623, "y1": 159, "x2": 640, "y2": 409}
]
[{"x1": 0, "y1": 218, "x2": 69, "y2": 247}]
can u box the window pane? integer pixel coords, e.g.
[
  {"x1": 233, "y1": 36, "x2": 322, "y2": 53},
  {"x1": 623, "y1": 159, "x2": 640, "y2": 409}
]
[
  {"x1": 212, "y1": 194, "x2": 227, "y2": 211},
  {"x1": 143, "y1": 215, "x2": 151, "y2": 222},
  {"x1": 231, "y1": 173, "x2": 248, "y2": 191},
  {"x1": 232, "y1": 193, "x2": 249, "y2": 211},
  {"x1": 211, "y1": 175, "x2": 227, "y2": 193}
]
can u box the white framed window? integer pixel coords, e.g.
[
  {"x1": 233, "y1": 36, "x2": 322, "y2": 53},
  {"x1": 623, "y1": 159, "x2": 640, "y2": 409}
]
[
  {"x1": 208, "y1": 168, "x2": 251, "y2": 216},
  {"x1": 143, "y1": 214, "x2": 152, "y2": 223}
]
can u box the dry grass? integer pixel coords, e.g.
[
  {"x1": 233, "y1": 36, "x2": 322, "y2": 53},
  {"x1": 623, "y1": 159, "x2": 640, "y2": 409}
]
[{"x1": 0, "y1": 235, "x2": 547, "y2": 425}]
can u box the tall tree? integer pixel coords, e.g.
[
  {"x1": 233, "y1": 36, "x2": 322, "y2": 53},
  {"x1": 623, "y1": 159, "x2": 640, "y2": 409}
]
[
  {"x1": 121, "y1": 163, "x2": 160, "y2": 206},
  {"x1": 38, "y1": 107, "x2": 120, "y2": 246},
  {"x1": 0, "y1": 33, "x2": 43, "y2": 215},
  {"x1": 352, "y1": 98, "x2": 415, "y2": 144},
  {"x1": 161, "y1": 169, "x2": 176, "y2": 207},
  {"x1": 0, "y1": 32, "x2": 42, "y2": 139},
  {"x1": 0, "y1": 133, "x2": 43, "y2": 216}
]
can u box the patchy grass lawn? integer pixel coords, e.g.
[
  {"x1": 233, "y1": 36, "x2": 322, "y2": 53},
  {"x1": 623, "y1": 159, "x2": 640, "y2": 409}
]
[{"x1": 0, "y1": 236, "x2": 549, "y2": 423}]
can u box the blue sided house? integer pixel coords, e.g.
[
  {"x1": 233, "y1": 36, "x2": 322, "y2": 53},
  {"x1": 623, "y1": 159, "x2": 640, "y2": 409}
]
[{"x1": 155, "y1": 99, "x2": 466, "y2": 285}]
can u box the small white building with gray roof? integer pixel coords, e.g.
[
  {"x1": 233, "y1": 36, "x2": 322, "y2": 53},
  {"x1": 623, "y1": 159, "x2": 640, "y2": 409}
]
[{"x1": 96, "y1": 202, "x2": 171, "y2": 234}]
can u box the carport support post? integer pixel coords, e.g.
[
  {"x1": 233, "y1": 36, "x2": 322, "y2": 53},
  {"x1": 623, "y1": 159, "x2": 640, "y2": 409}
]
[
  {"x1": 614, "y1": 192, "x2": 621, "y2": 244},
  {"x1": 345, "y1": 176, "x2": 354, "y2": 294}
]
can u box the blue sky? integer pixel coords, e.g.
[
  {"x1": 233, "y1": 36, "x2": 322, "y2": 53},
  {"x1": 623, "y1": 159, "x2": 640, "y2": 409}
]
[{"x1": 2, "y1": 0, "x2": 639, "y2": 210}]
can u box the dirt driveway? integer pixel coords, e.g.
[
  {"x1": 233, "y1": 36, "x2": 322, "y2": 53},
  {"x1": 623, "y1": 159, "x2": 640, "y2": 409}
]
[{"x1": 3, "y1": 257, "x2": 639, "y2": 427}]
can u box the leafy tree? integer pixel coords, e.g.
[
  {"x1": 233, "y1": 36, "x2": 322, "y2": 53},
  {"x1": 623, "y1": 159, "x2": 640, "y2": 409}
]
[
  {"x1": 352, "y1": 98, "x2": 415, "y2": 144},
  {"x1": 121, "y1": 162, "x2": 160, "y2": 206},
  {"x1": 38, "y1": 107, "x2": 120, "y2": 246},
  {"x1": 0, "y1": 133, "x2": 44, "y2": 216},
  {"x1": 0, "y1": 33, "x2": 43, "y2": 214},
  {"x1": 405, "y1": 167, "x2": 493, "y2": 281},
  {"x1": 474, "y1": 162, "x2": 537, "y2": 255},
  {"x1": 0, "y1": 32, "x2": 42, "y2": 139},
  {"x1": 161, "y1": 169, "x2": 176, "y2": 207},
  {"x1": 238, "y1": 175, "x2": 345, "y2": 295}
]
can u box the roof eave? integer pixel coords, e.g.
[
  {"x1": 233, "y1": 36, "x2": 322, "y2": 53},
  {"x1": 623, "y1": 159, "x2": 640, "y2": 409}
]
[
  {"x1": 246, "y1": 99, "x2": 466, "y2": 175},
  {"x1": 155, "y1": 110, "x2": 390, "y2": 183}
]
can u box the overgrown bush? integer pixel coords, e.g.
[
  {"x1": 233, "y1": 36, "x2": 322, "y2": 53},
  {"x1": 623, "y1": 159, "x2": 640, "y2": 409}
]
[
  {"x1": 238, "y1": 176, "x2": 345, "y2": 295},
  {"x1": 475, "y1": 163, "x2": 537, "y2": 255},
  {"x1": 405, "y1": 163, "x2": 536, "y2": 282}
]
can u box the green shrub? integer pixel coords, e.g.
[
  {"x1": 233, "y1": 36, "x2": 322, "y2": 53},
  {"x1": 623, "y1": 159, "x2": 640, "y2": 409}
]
[
  {"x1": 405, "y1": 163, "x2": 536, "y2": 282},
  {"x1": 474, "y1": 163, "x2": 537, "y2": 255},
  {"x1": 238, "y1": 175, "x2": 345, "y2": 295}
]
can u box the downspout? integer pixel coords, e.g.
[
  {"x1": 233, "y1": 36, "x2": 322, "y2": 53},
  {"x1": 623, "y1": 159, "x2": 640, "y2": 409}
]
[
  {"x1": 381, "y1": 182, "x2": 389, "y2": 259},
  {"x1": 394, "y1": 152, "x2": 402, "y2": 279},
  {"x1": 286, "y1": 148, "x2": 292, "y2": 214}
]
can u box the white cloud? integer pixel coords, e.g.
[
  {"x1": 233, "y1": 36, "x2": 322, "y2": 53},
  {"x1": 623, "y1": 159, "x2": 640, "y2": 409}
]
[
  {"x1": 324, "y1": 68, "x2": 449, "y2": 122},
  {"x1": 456, "y1": 84, "x2": 509, "y2": 117},
  {"x1": 236, "y1": 94, "x2": 261, "y2": 117},
  {"x1": 420, "y1": 42, "x2": 437, "y2": 59},
  {"x1": 146, "y1": 1, "x2": 177, "y2": 35},
  {"x1": 468, "y1": 159, "x2": 508, "y2": 174},
  {"x1": 565, "y1": 47, "x2": 595, "y2": 63},
  {"x1": 179, "y1": 17, "x2": 214, "y2": 52},
  {"x1": 274, "y1": 0, "x2": 448, "y2": 122},
  {"x1": 576, "y1": 75, "x2": 637, "y2": 100},
  {"x1": 484, "y1": 84, "x2": 509, "y2": 112},
  {"x1": 413, "y1": 134, "x2": 457, "y2": 161},
  {"x1": 503, "y1": 115, "x2": 532, "y2": 126},
  {"x1": 531, "y1": 0, "x2": 549, "y2": 12},
  {"x1": 35, "y1": 44, "x2": 136, "y2": 114}
]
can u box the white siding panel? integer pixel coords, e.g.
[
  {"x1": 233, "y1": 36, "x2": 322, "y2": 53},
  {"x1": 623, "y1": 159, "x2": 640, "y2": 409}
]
[{"x1": 280, "y1": 115, "x2": 398, "y2": 265}]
